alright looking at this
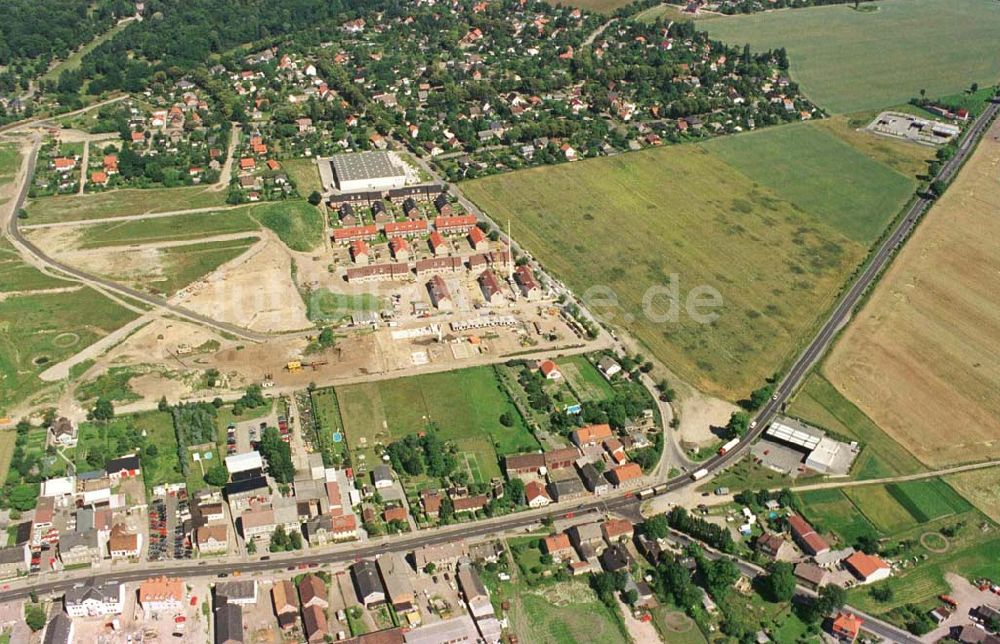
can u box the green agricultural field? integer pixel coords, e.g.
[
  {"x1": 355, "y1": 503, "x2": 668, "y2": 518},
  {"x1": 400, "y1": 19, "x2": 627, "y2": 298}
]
[
  {"x1": 248, "y1": 200, "x2": 324, "y2": 252},
  {"x1": 700, "y1": 123, "x2": 916, "y2": 243},
  {"x1": 517, "y1": 582, "x2": 628, "y2": 644},
  {"x1": 796, "y1": 488, "x2": 877, "y2": 546},
  {"x1": 0, "y1": 287, "x2": 139, "y2": 413},
  {"x1": 703, "y1": 0, "x2": 1000, "y2": 114},
  {"x1": 24, "y1": 186, "x2": 228, "y2": 224},
  {"x1": 283, "y1": 159, "x2": 323, "y2": 195},
  {"x1": 464, "y1": 139, "x2": 870, "y2": 398},
  {"x1": 335, "y1": 366, "x2": 539, "y2": 481},
  {"x1": 74, "y1": 209, "x2": 260, "y2": 248},
  {"x1": 556, "y1": 355, "x2": 615, "y2": 403},
  {"x1": 0, "y1": 238, "x2": 68, "y2": 293},
  {"x1": 844, "y1": 485, "x2": 918, "y2": 534},
  {"x1": 886, "y1": 479, "x2": 973, "y2": 524},
  {"x1": 787, "y1": 375, "x2": 923, "y2": 479}
]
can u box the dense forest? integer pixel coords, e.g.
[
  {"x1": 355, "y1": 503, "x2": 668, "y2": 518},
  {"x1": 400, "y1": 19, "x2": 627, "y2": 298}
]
[{"x1": 0, "y1": 0, "x2": 132, "y2": 65}]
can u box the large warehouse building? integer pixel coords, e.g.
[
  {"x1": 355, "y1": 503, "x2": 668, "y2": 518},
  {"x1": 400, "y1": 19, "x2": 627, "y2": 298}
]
[{"x1": 329, "y1": 151, "x2": 407, "y2": 193}]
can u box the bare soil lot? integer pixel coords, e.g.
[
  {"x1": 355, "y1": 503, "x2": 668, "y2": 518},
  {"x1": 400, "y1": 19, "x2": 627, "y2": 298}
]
[{"x1": 824, "y1": 119, "x2": 1000, "y2": 468}]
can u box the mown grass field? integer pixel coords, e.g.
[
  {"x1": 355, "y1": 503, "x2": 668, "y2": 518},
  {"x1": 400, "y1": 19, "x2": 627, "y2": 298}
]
[
  {"x1": 703, "y1": 0, "x2": 1000, "y2": 113},
  {"x1": 844, "y1": 485, "x2": 919, "y2": 534},
  {"x1": 0, "y1": 430, "x2": 17, "y2": 484},
  {"x1": 74, "y1": 209, "x2": 259, "y2": 248},
  {"x1": 464, "y1": 130, "x2": 878, "y2": 399},
  {"x1": 283, "y1": 159, "x2": 323, "y2": 195},
  {"x1": 0, "y1": 287, "x2": 139, "y2": 414},
  {"x1": 335, "y1": 366, "x2": 539, "y2": 481},
  {"x1": 24, "y1": 186, "x2": 228, "y2": 224},
  {"x1": 787, "y1": 374, "x2": 923, "y2": 479},
  {"x1": 946, "y1": 467, "x2": 1000, "y2": 523},
  {"x1": 700, "y1": 122, "x2": 916, "y2": 243},
  {"x1": 796, "y1": 488, "x2": 877, "y2": 546},
  {"x1": 824, "y1": 119, "x2": 1000, "y2": 468}
]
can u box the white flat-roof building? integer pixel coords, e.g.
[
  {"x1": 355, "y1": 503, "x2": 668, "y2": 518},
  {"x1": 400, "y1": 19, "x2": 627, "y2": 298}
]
[
  {"x1": 225, "y1": 451, "x2": 263, "y2": 474},
  {"x1": 41, "y1": 476, "x2": 76, "y2": 500},
  {"x1": 330, "y1": 151, "x2": 406, "y2": 193}
]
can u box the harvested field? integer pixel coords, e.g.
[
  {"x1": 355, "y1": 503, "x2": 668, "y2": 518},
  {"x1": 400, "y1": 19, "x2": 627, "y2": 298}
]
[
  {"x1": 824, "y1": 119, "x2": 1000, "y2": 467},
  {"x1": 946, "y1": 467, "x2": 1000, "y2": 523}
]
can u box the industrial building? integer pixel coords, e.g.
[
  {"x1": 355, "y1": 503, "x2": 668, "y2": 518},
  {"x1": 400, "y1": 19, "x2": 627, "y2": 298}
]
[{"x1": 329, "y1": 151, "x2": 407, "y2": 193}]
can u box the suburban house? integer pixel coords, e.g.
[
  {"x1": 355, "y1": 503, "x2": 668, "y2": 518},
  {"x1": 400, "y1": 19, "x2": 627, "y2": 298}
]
[
  {"x1": 139, "y1": 577, "x2": 185, "y2": 616},
  {"x1": 372, "y1": 465, "x2": 394, "y2": 489},
  {"x1": 571, "y1": 424, "x2": 613, "y2": 447},
  {"x1": 794, "y1": 562, "x2": 828, "y2": 588},
  {"x1": 538, "y1": 360, "x2": 562, "y2": 380},
  {"x1": 787, "y1": 514, "x2": 830, "y2": 557},
  {"x1": 608, "y1": 463, "x2": 643, "y2": 487},
  {"x1": 105, "y1": 455, "x2": 141, "y2": 482},
  {"x1": 299, "y1": 574, "x2": 329, "y2": 609},
  {"x1": 599, "y1": 544, "x2": 631, "y2": 572},
  {"x1": 64, "y1": 579, "x2": 125, "y2": 617},
  {"x1": 389, "y1": 237, "x2": 411, "y2": 261},
  {"x1": 195, "y1": 524, "x2": 229, "y2": 554},
  {"x1": 597, "y1": 356, "x2": 622, "y2": 379},
  {"x1": 478, "y1": 269, "x2": 506, "y2": 305},
  {"x1": 271, "y1": 580, "x2": 300, "y2": 631},
  {"x1": 524, "y1": 481, "x2": 551, "y2": 508},
  {"x1": 513, "y1": 265, "x2": 541, "y2": 300},
  {"x1": 303, "y1": 513, "x2": 358, "y2": 544},
  {"x1": 420, "y1": 489, "x2": 443, "y2": 518},
  {"x1": 434, "y1": 214, "x2": 477, "y2": 234},
  {"x1": 350, "y1": 240, "x2": 370, "y2": 264},
  {"x1": 428, "y1": 231, "x2": 448, "y2": 256},
  {"x1": 47, "y1": 418, "x2": 78, "y2": 448},
  {"x1": 601, "y1": 518, "x2": 634, "y2": 544},
  {"x1": 757, "y1": 533, "x2": 793, "y2": 560},
  {"x1": 541, "y1": 533, "x2": 574, "y2": 562},
  {"x1": 577, "y1": 462, "x2": 609, "y2": 495},
  {"x1": 830, "y1": 612, "x2": 863, "y2": 642},
  {"x1": 377, "y1": 553, "x2": 415, "y2": 612},
  {"x1": 843, "y1": 552, "x2": 891, "y2": 584},
  {"x1": 427, "y1": 275, "x2": 453, "y2": 310},
  {"x1": 568, "y1": 522, "x2": 606, "y2": 559}
]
